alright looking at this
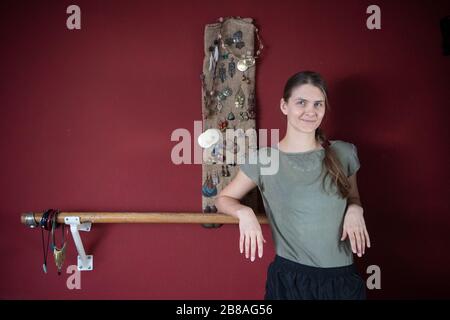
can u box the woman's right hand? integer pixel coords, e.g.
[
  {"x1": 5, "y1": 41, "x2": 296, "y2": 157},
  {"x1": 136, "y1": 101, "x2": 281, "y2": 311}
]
[{"x1": 237, "y1": 208, "x2": 266, "y2": 262}]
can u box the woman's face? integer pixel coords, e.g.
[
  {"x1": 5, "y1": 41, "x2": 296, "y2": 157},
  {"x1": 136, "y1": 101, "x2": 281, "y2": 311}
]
[{"x1": 280, "y1": 83, "x2": 326, "y2": 134}]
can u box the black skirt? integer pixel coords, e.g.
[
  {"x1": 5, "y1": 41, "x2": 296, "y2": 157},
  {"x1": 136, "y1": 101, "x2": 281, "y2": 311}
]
[{"x1": 264, "y1": 255, "x2": 366, "y2": 300}]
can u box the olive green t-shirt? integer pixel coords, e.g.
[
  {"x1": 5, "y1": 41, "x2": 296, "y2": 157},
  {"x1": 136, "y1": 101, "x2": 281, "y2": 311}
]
[{"x1": 239, "y1": 140, "x2": 361, "y2": 268}]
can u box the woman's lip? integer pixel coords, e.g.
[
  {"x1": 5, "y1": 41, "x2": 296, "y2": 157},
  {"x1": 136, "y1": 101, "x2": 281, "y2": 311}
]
[{"x1": 301, "y1": 119, "x2": 316, "y2": 122}]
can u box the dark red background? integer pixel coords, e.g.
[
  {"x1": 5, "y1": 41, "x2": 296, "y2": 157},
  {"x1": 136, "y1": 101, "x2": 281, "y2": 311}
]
[{"x1": 1, "y1": 0, "x2": 449, "y2": 299}]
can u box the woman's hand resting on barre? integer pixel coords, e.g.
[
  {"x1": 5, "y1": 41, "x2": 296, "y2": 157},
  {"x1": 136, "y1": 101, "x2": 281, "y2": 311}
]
[
  {"x1": 237, "y1": 207, "x2": 267, "y2": 262},
  {"x1": 214, "y1": 170, "x2": 266, "y2": 262}
]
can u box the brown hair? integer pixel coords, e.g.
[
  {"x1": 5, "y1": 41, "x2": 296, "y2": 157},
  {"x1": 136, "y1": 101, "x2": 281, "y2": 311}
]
[{"x1": 282, "y1": 71, "x2": 351, "y2": 198}]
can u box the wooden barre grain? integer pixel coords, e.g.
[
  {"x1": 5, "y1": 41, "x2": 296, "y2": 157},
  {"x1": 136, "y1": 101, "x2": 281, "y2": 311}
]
[{"x1": 21, "y1": 212, "x2": 269, "y2": 225}]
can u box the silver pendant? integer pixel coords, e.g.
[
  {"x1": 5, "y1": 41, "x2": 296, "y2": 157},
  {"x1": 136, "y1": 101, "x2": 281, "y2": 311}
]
[
  {"x1": 237, "y1": 54, "x2": 255, "y2": 72},
  {"x1": 237, "y1": 59, "x2": 248, "y2": 72}
]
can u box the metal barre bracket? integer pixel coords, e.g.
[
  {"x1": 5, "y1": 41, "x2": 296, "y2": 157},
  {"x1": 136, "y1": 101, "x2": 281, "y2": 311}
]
[{"x1": 64, "y1": 216, "x2": 94, "y2": 271}]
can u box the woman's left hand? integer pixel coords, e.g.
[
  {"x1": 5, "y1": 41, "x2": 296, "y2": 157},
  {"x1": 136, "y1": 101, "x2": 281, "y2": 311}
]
[{"x1": 341, "y1": 204, "x2": 371, "y2": 257}]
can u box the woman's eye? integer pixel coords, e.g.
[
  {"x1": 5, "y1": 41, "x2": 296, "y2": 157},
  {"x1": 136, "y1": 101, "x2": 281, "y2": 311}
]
[
  {"x1": 297, "y1": 100, "x2": 305, "y2": 105},
  {"x1": 314, "y1": 102, "x2": 322, "y2": 108}
]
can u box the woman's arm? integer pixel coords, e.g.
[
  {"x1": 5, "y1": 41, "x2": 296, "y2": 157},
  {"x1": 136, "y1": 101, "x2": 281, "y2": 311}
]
[
  {"x1": 215, "y1": 170, "x2": 267, "y2": 262},
  {"x1": 341, "y1": 173, "x2": 371, "y2": 257},
  {"x1": 215, "y1": 170, "x2": 257, "y2": 219},
  {"x1": 347, "y1": 173, "x2": 363, "y2": 207}
]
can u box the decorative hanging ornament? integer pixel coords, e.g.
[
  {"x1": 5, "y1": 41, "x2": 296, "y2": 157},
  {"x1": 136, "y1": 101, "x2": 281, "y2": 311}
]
[
  {"x1": 241, "y1": 73, "x2": 251, "y2": 84},
  {"x1": 212, "y1": 147, "x2": 219, "y2": 158},
  {"x1": 232, "y1": 30, "x2": 243, "y2": 43},
  {"x1": 236, "y1": 59, "x2": 247, "y2": 72},
  {"x1": 216, "y1": 101, "x2": 223, "y2": 112},
  {"x1": 228, "y1": 57, "x2": 236, "y2": 78},
  {"x1": 51, "y1": 210, "x2": 67, "y2": 276},
  {"x1": 53, "y1": 243, "x2": 66, "y2": 275},
  {"x1": 209, "y1": 52, "x2": 214, "y2": 71},
  {"x1": 214, "y1": 41, "x2": 219, "y2": 61},
  {"x1": 221, "y1": 165, "x2": 227, "y2": 177},
  {"x1": 239, "y1": 111, "x2": 249, "y2": 121},
  {"x1": 218, "y1": 63, "x2": 227, "y2": 83},
  {"x1": 235, "y1": 85, "x2": 245, "y2": 108},
  {"x1": 212, "y1": 171, "x2": 220, "y2": 185},
  {"x1": 222, "y1": 87, "x2": 233, "y2": 97},
  {"x1": 225, "y1": 30, "x2": 246, "y2": 50},
  {"x1": 218, "y1": 18, "x2": 264, "y2": 73},
  {"x1": 208, "y1": 40, "x2": 220, "y2": 72},
  {"x1": 217, "y1": 101, "x2": 224, "y2": 112},
  {"x1": 217, "y1": 91, "x2": 226, "y2": 101},
  {"x1": 236, "y1": 52, "x2": 256, "y2": 72},
  {"x1": 218, "y1": 119, "x2": 229, "y2": 131},
  {"x1": 202, "y1": 173, "x2": 218, "y2": 197}
]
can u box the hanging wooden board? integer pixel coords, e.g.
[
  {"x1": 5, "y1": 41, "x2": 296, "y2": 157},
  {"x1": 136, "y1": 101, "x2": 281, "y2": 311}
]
[{"x1": 200, "y1": 17, "x2": 260, "y2": 227}]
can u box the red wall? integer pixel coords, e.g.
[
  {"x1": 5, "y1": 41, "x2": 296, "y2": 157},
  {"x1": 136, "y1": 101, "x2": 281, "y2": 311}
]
[{"x1": 1, "y1": 0, "x2": 449, "y2": 299}]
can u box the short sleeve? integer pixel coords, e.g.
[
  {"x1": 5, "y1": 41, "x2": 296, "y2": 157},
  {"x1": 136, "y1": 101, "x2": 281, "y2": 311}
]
[
  {"x1": 347, "y1": 143, "x2": 361, "y2": 177},
  {"x1": 239, "y1": 149, "x2": 261, "y2": 187}
]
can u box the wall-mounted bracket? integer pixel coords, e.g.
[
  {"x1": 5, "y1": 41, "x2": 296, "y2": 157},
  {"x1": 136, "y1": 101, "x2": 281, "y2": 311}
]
[{"x1": 64, "y1": 216, "x2": 93, "y2": 271}]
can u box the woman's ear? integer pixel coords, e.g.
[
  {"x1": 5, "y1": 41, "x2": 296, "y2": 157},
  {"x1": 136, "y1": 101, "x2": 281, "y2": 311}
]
[{"x1": 280, "y1": 98, "x2": 288, "y2": 116}]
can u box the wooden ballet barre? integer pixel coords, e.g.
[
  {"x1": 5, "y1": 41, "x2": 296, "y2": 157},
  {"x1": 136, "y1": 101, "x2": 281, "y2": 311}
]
[
  {"x1": 21, "y1": 211, "x2": 270, "y2": 271},
  {"x1": 21, "y1": 211, "x2": 269, "y2": 226}
]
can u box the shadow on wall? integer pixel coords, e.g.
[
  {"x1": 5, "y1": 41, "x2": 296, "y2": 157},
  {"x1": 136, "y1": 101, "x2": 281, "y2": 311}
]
[{"x1": 329, "y1": 74, "x2": 450, "y2": 299}]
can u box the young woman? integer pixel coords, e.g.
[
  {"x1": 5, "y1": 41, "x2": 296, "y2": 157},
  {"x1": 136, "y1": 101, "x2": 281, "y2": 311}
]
[{"x1": 215, "y1": 71, "x2": 371, "y2": 300}]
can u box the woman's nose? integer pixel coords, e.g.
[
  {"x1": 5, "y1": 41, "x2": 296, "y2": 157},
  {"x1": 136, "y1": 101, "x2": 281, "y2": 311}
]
[
  {"x1": 303, "y1": 103, "x2": 316, "y2": 114},
  {"x1": 305, "y1": 102, "x2": 316, "y2": 111}
]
